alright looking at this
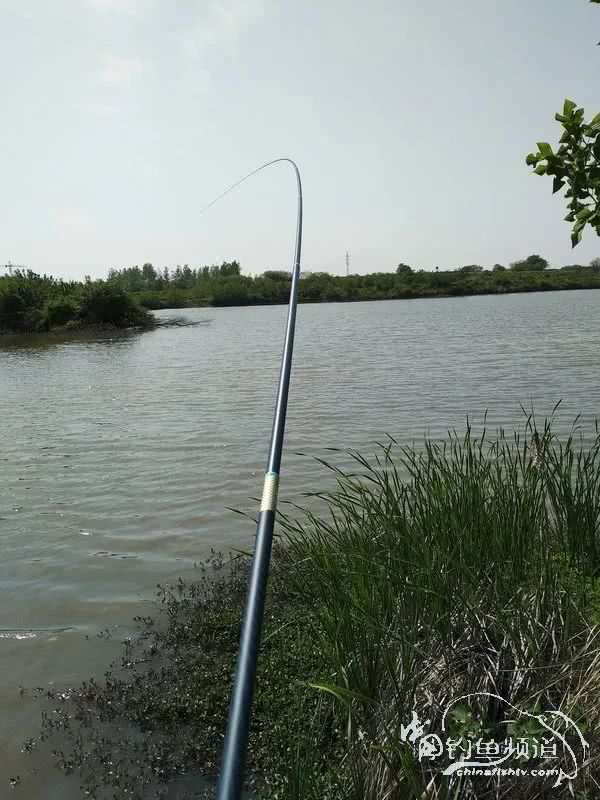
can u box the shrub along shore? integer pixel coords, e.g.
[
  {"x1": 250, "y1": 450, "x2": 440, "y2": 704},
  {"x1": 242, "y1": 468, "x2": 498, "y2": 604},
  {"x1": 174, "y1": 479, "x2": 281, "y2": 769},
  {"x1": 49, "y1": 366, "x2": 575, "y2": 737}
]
[
  {"x1": 0, "y1": 270, "x2": 154, "y2": 335},
  {"x1": 26, "y1": 418, "x2": 600, "y2": 799}
]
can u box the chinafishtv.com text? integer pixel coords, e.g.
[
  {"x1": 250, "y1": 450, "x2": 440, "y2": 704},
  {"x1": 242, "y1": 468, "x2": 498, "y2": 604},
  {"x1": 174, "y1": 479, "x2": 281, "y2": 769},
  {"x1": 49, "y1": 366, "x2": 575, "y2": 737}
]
[{"x1": 455, "y1": 767, "x2": 560, "y2": 777}]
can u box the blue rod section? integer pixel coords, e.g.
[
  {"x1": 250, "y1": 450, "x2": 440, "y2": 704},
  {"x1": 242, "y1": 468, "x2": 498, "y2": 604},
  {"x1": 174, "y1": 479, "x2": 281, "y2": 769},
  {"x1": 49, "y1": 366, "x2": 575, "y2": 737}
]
[{"x1": 215, "y1": 158, "x2": 303, "y2": 800}]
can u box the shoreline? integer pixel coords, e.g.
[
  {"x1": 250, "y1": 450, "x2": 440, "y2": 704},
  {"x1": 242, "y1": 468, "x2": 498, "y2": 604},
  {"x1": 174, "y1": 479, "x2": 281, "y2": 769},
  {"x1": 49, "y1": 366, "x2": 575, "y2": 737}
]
[
  {"x1": 0, "y1": 316, "x2": 205, "y2": 341},
  {"x1": 0, "y1": 322, "x2": 155, "y2": 341}
]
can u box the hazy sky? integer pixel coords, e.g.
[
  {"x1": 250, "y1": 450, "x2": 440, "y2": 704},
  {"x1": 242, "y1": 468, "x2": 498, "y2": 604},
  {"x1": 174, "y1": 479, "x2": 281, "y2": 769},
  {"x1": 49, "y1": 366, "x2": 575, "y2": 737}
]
[{"x1": 1, "y1": 0, "x2": 599, "y2": 279}]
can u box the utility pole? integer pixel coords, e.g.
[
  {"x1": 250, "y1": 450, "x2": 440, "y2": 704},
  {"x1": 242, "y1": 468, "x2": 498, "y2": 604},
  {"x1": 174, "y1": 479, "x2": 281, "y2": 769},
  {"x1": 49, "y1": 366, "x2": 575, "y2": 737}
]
[
  {"x1": 345, "y1": 250, "x2": 350, "y2": 277},
  {"x1": 0, "y1": 261, "x2": 28, "y2": 274}
]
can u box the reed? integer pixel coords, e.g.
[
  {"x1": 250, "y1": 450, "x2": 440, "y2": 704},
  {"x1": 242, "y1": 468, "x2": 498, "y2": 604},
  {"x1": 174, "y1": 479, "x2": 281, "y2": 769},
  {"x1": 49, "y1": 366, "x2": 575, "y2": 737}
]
[{"x1": 279, "y1": 416, "x2": 600, "y2": 798}]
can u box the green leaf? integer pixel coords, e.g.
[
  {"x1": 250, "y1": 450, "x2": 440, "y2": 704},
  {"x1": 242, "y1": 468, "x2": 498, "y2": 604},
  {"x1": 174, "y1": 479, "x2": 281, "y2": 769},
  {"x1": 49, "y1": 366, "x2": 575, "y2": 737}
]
[
  {"x1": 449, "y1": 705, "x2": 472, "y2": 722},
  {"x1": 553, "y1": 177, "x2": 566, "y2": 194},
  {"x1": 576, "y1": 206, "x2": 594, "y2": 221},
  {"x1": 306, "y1": 682, "x2": 371, "y2": 706},
  {"x1": 537, "y1": 142, "x2": 553, "y2": 158},
  {"x1": 559, "y1": 131, "x2": 571, "y2": 144},
  {"x1": 564, "y1": 211, "x2": 576, "y2": 222},
  {"x1": 526, "y1": 153, "x2": 539, "y2": 166},
  {"x1": 572, "y1": 230, "x2": 583, "y2": 248},
  {"x1": 564, "y1": 99, "x2": 577, "y2": 116},
  {"x1": 534, "y1": 164, "x2": 547, "y2": 175}
]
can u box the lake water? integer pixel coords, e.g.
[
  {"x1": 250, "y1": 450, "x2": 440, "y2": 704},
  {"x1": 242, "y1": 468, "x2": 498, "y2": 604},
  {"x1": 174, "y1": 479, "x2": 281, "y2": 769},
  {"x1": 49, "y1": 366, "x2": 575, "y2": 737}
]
[{"x1": 1, "y1": 290, "x2": 600, "y2": 797}]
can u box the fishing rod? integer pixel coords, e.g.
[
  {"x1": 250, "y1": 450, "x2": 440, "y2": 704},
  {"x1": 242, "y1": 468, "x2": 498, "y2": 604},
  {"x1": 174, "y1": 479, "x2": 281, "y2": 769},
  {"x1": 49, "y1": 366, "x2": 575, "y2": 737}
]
[{"x1": 201, "y1": 158, "x2": 303, "y2": 800}]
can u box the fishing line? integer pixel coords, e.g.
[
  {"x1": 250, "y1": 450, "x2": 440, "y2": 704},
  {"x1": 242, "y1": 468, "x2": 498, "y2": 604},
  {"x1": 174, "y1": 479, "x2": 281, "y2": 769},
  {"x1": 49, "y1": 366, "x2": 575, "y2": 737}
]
[{"x1": 197, "y1": 157, "x2": 299, "y2": 218}]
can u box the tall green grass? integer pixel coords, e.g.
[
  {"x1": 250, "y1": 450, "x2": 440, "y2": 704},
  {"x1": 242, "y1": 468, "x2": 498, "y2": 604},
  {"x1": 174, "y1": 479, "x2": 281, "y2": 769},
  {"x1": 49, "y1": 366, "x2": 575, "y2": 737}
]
[{"x1": 280, "y1": 417, "x2": 600, "y2": 799}]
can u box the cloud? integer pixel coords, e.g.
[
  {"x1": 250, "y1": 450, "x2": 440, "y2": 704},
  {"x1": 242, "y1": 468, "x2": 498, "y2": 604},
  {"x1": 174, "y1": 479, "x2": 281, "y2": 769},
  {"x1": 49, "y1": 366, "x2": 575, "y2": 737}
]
[
  {"x1": 210, "y1": 0, "x2": 265, "y2": 36},
  {"x1": 84, "y1": 0, "x2": 140, "y2": 13},
  {"x1": 174, "y1": 0, "x2": 267, "y2": 94},
  {"x1": 211, "y1": 0, "x2": 247, "y2": 36},
  {"x1": 97, "y1": 54, "x2": 144, "y2": 87},
  {"x1": 177, "y1": 0, "x2": 267, "y2": 58},
  {"x1": 176, "y1": 28, "x2": 215, "y2": 96},
  {"x1": 76, "y1": 102, "x2": 121, "y2": 116},
  {"x1": 182, "y1": 67, "x2": 214, "y2": 96},
  {"x1": 178, "y1": 27, "x2": 218, "y2": 63},
  {"x1": 52, "y1": 207, "x2": 99, "y2": 239}
]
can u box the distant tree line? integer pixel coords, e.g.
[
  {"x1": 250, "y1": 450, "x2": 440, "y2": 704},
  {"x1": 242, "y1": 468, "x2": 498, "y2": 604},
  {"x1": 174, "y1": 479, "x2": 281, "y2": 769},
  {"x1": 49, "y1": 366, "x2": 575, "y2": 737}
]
[
  {"x1": 103, "y1": 256, "x2": 600, "y2": 310},
  {"x1": 107, "y1": 260, "x2": 242, "y2": 292},
  {"x1": 396, "y1": 255, "x2": 600, "y2": 274}
]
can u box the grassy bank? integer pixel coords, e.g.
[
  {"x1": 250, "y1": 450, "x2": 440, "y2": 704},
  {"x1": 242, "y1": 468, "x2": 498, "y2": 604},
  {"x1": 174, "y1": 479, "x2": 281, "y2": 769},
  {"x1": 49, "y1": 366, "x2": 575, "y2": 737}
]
[
  {"x1": 25, "y1": 417, "x2": 600, "y2": 799},
  {"x1": 0, "y1": 270, "x2": 154, "y2": 335}
]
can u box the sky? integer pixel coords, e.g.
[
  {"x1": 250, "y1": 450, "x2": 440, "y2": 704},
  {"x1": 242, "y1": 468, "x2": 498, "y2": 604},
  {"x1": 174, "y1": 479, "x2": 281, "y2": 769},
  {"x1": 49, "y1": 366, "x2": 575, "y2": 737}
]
[{"x1": 0, "y1": 0, "x2": 599, "y2": 280}]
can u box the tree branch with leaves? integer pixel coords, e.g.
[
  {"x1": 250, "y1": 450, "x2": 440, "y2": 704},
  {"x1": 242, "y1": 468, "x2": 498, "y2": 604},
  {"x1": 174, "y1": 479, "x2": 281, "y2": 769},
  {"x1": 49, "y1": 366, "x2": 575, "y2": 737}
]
[{"x1": 527, "y1": 99, "x2": 600, "y2": 247}]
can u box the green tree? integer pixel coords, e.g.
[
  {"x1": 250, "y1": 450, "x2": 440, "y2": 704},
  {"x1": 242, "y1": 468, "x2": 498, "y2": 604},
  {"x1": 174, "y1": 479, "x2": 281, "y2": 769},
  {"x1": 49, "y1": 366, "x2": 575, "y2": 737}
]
[
  {"x1": 45, "y1": 297, "x2": 79, "y2": 328},
  {"x1": 181, "y1": 265, "x2": 193, "y2": 288},
  {"x1": 263, "y1": 270, "x2": 291, "y2": 281},
  {"x1": 172, "y1": 266, "x2": 184, "y2": 287},
  {"x1": 510, "y1": 254, "x2": 549, "y2": 272},
  {"x1": 396, "y1": 263, "x2": 413, "y2": 274},
  {"x1": 527, "y1": 99, "x2": 600, "y2": 247},
  {"x1": 211, "y1": 276, "x2": 251, "y2": 306},
  {"x1": 79, "y1": 282, "x2": 152, "y2": 327},
  {"x1": 459, "y1": 265, "x2": 483, "y2": 273},
  {"x1": 142, "y1": 263, "x2": 157, "y2": 287},
  {"x1": 492, "y1": 264, "x2": 505, "y2": 271},
  {"x1": 219, "y1": 260, "x2": 241, "y2": 277},
  {"x1": 590, "y1": 257, "x2": 600, "y2": 271}
]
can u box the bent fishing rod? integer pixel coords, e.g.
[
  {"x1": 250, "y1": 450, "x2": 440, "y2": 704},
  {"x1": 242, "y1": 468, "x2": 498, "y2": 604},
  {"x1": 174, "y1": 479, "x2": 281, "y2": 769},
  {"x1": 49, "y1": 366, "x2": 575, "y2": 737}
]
[{"x1": 199, "y1": 158, "x2": 303, "y2": 800}]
